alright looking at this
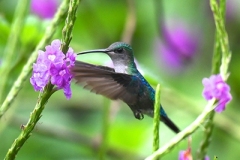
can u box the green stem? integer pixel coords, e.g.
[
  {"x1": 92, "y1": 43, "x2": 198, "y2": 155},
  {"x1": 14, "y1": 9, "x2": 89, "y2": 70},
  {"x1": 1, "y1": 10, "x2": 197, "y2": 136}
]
[
  {"x1": 121, "y1": 0, "x2": 136, "y2": 44},
  {"x1": 61, "y1": 0, "x2": 80, "y2": 53},
  {"x1": 196, "y1": 111, "x2": 215, "y2": 160},
  {"x1": 210, "y1": 0, "x2": 231, "y2": 80},
  {"x1": 98, "y1": 99, "x2": 111, "y2": 160},
  {"x1": 211, "y1": 0, "x2": 226, "y2": 74},
  {"x1": 9, "y1": 115, "x2": 141, "y2": 159},
  {"x1": 0, "y1": 0, "x2": 69, "y2": 119},
  {"x1": 0, "y1": 0, "x2": 30, "y2": 103},
  {"x1": 4, "y1": 0, "x2": 80, "y2": 159},
  {"x1": 145, "y1": 99, "x2": 216, "y2": 160},
  {"x1": 196, "y1": 0, "x2": 231, "y2": 159},
  {"x1": 211, "y1": 32, "x2": 221, "y2": 74},
  {"x1": 4, "y1": 83, "x2": 54, "y2": 160},
  {"x1": 153, "y1": 84, "x2": 161, "y2": 154},
  {"x1": 154, "y1": 0, "x2": 164, "y2": 38},
  {"x1": 219, "y1": 0, "x2": 226, "y2": 22}
]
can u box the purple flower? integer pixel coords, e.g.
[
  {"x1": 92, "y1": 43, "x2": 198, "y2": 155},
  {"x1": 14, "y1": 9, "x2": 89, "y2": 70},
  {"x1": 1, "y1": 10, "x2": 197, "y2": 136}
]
[
  {"x1": 66, "y1": 48, "x2": 77, "y2": 67},
  {"x1": 179, "y1": 137, "x2": 210, "y2": 160},
  {"x1": 155, "y1": 20, "x2": 200, "y2": 72},
  {"x1": 179, "y1": 150, "x2": 210, "y2": 160},
  {"x1": 205, "y1": 156, "x2": 210, "y2": 160},
  {"x1": 30, "y1": 63, "x2": 49, "y2": 91},
  {"x1": 226, "y1": 0, "x2": 239, "y2": 20},
  {"x1": 50, "y1": 63, "x2": 72, "y2": 99},
  {"x1": 30, "y1": 39, "x2": 76, "y2": 99},
  {"x1": 31, "y1": 0, "x2": 58, "y2": 19},
  {"x1": 179, "y1": 149, "x2": 192, "y2": 160},
  {"x1": 202, "y1": 74, "x2": 232, "y2": 112}
]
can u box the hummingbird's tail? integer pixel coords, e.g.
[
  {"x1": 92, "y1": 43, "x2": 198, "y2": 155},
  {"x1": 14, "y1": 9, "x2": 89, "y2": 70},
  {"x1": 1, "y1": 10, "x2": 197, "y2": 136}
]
[{"x1": 161, "y1": 116, "x2": 180, "y2": 133}]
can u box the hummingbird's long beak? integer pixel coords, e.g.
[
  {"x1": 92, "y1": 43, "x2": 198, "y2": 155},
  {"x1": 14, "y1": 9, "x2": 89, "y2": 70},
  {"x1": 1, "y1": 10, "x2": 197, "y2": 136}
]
[{"x1": 77, "y1": 49, "x2": 109, "y2": 55}]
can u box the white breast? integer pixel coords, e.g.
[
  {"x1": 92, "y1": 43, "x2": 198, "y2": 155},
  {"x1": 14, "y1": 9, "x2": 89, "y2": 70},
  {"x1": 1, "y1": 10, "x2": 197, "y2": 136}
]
[
  {"x1": 113, "y1": 60, "x2": 129, "y2": 74},
  {"x1": 115, "y1": 65, "x2": 128, "y2": 74}
]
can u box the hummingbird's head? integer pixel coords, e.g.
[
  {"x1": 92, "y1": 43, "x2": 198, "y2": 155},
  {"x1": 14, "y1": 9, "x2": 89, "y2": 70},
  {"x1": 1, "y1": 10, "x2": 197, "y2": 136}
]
[
  {"x1": 105, "y1": 42, "x2": 134, "y2": 63},
  {"x1": 78, "y1": 42, "x2": 136, "y2": 73}
]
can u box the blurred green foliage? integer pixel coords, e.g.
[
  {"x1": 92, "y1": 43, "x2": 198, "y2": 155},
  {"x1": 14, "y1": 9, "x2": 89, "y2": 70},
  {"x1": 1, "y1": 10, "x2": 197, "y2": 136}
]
[{"x1": 0, "y1": 0, "x2": 240, "y2": 159}]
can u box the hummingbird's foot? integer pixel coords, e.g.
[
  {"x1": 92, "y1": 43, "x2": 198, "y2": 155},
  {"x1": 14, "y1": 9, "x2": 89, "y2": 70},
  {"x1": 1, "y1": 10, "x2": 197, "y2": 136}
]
[{"x1": 134, "y1": 110, "x2": 144, "y2": 120}]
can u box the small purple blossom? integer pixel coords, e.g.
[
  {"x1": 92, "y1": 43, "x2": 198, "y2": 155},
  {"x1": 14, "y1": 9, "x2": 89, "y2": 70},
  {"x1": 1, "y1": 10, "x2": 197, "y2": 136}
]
[
  {"x1": 155, "y1": 20, "x2": 200, "y2": 73},
  {"x1": 205, "y1": 156, "x2": 210, "y2": 160},
  {"x1": 66, "y1": 48, "x2": 77, "y2": 67},
  {"x1": 179, "y1": 149, "x2": 210, "y2": 160},
  {"x1": 226, "y1": 0, "x2": 240, "y2": 20},
  {"x1": 179, "y1": 149, "x2": 192, "y2": 160},
  {"x1": 179, "y1": 137, "x2": 210, "y2": 160},
  {"x1": 202, "y1": 74, "x2": 232, "y2": 112},
  {"x1": 31, "y1": 0, "x2": 58, "y2": 19},
  {"x1": 30, "y1": 39, "x2": 76, "y2": 99}
]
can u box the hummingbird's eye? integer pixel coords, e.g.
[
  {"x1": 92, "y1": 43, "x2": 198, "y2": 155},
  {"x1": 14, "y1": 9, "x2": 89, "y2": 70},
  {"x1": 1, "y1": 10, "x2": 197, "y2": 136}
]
[{"x1": 115, "y1": 48, "x2": 124, "y2": 53}]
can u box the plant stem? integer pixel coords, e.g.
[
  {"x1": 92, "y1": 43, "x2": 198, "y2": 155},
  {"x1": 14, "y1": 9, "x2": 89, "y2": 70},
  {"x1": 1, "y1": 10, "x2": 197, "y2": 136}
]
[
  {"x1": 210, "y1": 0, "x2": 231, "y2": 80},
  {"x1": 145, "y1": 99, "x2": 216, "y2": 160},
  {"x1": 4, "y1": 0, "x2": 80, "y2": 159},
  {"x1": 153, "y1": 84, "x2": 161, "y2": 154},
  {"x1": 196, "y1": 0, "x2": 230, "y2": 159},
  {"x1": 121, "y1": 0, "x2": 136, "y2": 44},
  {"x1": 196, "y1": 111, "x2": 215, "y2": 160},
  {"x1": 0, "y1": 0, "x2": 30, "y2": 103},
  {"x1": 98, "y1": 98, "x2": 111, "y2": 160},
  {"x1": 0, "y1": 0, "x2": 69, "y2": 119},
  {"x1": 4, "y1": 83, "x2": 54, "y2": 160},
  {"x1": 211, "y1": 32, "x2": 221, "y2": 74},
  {"x1": 61, "y1": 0, "x2": 80, "y2": 53}
]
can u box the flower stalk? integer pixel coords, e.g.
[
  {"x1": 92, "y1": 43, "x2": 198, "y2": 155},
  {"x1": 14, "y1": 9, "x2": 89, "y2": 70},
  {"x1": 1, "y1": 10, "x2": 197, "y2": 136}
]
[
  {"x1": 4, "y1": 83, "x2": 54, "y2": 160},
  {"x1": 4, "y1": 0, "x2": 80, "y2": 159},
  {"x1": 153, "y1": 84, "x2": 161, "y2": 154},
  {"x1": 0, "y1": 0, "x2": 30, "y2": 103},
  {"x1": 0, "y1": 0, "x2": 69, "y2": 118},
  {"x1": 196, "y1": 0, "x2": 231, "y2": 159},
  {"x1": 145, "y1": 99, "x2": 216, "y2": 160}
]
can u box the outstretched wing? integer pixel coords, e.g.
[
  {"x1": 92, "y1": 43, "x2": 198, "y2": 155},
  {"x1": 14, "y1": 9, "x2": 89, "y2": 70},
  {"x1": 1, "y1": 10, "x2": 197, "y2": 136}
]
[{"x1": 71, "y1": 61, "x2": 140, "y2": 105}]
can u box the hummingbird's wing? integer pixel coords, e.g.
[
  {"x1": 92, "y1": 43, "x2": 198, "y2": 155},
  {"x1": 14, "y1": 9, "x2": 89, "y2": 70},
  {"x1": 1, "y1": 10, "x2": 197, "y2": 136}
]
[{"x1": 71, "y1": 61, "x2": 141, "y2": 104}]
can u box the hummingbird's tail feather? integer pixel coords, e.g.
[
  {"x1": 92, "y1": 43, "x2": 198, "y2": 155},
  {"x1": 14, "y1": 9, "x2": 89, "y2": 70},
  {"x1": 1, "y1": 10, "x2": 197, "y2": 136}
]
[{"x1": 161, "y1": 116, "x2": 180, "y2": 133}]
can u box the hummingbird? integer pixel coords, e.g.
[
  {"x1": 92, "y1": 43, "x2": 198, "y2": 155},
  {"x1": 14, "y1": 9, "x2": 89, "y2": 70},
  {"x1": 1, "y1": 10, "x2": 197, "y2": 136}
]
[{"x1": 71, "y1": 42, "x2": 180, "y2": 133}]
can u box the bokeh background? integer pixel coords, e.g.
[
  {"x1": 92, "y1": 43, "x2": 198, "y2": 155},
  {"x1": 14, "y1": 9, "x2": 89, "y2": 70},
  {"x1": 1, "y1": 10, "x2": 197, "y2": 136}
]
[{"x1": 0, "y1": 0, "x2": 240, "y2": 159}]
